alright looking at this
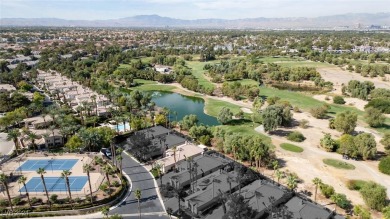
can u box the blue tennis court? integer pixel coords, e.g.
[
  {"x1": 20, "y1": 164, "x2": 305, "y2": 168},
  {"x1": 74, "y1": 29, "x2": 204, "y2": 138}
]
[
  {"x1": 20, "y1": 176, "x2": 88, "y2": 192},
  {"x1": 17, "y1": 159, "x2": 78, "y2": 171}
]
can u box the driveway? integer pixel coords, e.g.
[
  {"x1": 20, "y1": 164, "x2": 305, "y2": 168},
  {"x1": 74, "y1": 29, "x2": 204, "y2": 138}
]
[
  {"x1": 0, "y1": 132, "x2": 14, "y2": 156},
  {"x1": 110, "y1": 152, "x2": 167, "y2": 216}
]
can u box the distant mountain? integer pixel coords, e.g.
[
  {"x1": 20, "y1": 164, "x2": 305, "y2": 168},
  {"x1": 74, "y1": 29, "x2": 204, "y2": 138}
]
[{"x1": 1, "y1": 13, "x2": 389, "y2": 29}]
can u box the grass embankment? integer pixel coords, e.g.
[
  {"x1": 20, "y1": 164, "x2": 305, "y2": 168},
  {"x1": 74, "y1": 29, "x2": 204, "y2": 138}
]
[
  {"x1": 280, "y1": 143, "x2": 304, "y2": 153},
  {"x1": 128, "y1": 79, "x2": 176, "y2": 92},
  {"x1": 187, "y1": 61, "x2": 216, "y2": 90},
  {"x1": 323, "y1": 158, "x2": 356, "y2": 170}
]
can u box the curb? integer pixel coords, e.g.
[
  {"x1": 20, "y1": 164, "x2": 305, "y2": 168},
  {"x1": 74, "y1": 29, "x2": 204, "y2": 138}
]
[
  {"x1": 123, "y1": 151, "x2": 167, "y2": 213},
  {"x1": 109, "y1": 157, "x2": 133, "y2": 211}
]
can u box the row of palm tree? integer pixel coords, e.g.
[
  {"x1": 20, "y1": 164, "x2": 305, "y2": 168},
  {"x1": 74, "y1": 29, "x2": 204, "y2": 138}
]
[{"x1": 0, "y1": 164, "x2": 97, "y2": 211}]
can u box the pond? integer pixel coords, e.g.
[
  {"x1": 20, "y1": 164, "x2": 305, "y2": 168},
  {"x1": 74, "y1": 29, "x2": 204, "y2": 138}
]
[{"x1": 150, "y1": 91, "x2": 219, "y2": 126}]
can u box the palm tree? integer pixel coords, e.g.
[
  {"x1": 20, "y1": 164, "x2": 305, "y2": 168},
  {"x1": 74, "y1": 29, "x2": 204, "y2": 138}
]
[
  {"x1": 154, "y1": 163, "x2": 163, "y2": 186},
  {"x1": 83, "y1": 164, "x2": 94, "y2": 204},
  {"x1": 312, "y1": 177, "x2": 322, "y2": 202},
  {"x1": 172, "y1": 146, "x2": 177, "y2": 170},
  {"x1": 286, "y1": 174, "x2": 298, "y2": 192},
  {"x1": 61, "y1": 170, "x2": 73, "y2": 207},
  {"x1": 37, "y1": 168, "x2": 51, "y2": 208},
  {"x1": 275, "y1": 170, "x2": 283, "y2": 184},
  {"x1": 7, "y1": 129, "x2": 20, "y2": 155},
  {"x1": 27, "y1": 131, "x2": 39, "y2": 152},
  {"x1": 116, "y1": 155, "x2": 123, "y2": 175},
  {"x1": 0, "y1": 173, "x2": 13, "y2": 211},
  {"x1": 103, "y1": 164, "x2": 112, "y2": 188},
  {"x1": 135, "y1": 188, "x2": 142, "y2": 219},
  {"x1": 18, "y1": 176, "x2": 32, "y2": 208}
]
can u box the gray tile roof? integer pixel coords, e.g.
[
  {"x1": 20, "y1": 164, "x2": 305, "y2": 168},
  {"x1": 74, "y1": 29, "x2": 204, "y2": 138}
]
[{"x1": 284, "y1": 196, "x2": 332, "y2": 219}]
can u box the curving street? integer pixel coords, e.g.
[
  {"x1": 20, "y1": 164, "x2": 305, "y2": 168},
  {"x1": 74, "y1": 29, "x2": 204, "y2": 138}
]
[{"x1": 109, "y1": 151, "x2": 168, "y2": 218}]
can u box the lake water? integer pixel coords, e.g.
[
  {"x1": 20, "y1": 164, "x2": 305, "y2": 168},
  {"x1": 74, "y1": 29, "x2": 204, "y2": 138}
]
[{"x1": 150, "y1": 91, "x2": 219, "y2": 126}]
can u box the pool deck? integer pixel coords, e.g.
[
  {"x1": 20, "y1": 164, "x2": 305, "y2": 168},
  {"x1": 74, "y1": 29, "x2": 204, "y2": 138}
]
[{"x1": 2, "y1": 154, "x2": 103, "y2": 198}]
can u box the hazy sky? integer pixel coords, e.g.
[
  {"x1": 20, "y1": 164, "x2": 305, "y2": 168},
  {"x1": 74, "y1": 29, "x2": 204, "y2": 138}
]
[{"x1": 1, "y1": 0, "x2": 389, "y2": 20}]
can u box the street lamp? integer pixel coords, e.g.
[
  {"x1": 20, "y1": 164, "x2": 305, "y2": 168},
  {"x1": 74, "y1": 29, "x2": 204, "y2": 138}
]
[{"x1": 18, "y1": 158, "x2": 22, "y2": 174}]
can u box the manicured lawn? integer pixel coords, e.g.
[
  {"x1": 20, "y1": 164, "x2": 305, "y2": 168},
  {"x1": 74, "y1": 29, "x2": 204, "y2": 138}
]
[
  {"x1": 133, "y1": 79, "x2": 157, "y2": 85},
  {"x1": 204, "y1": 98, "x2": 242, "y2": 117},
  {"x1": 218, "y1": 122, "x2": 271, "y2": 144},
  {"x1": 257, "y1": 56, "x2": 303, "y2": 63},
  {"x1": 280, "y1": 143, "x2": 304, "y2": 153},
  {"x1": 228, "y1": 79, "x2": 259, "y2": 86},
  {"x1": 323, "y1": 159, "x2": 356, "y2": 170},
  {"x1": 187, "y1": 61, "x2": 216, "y2": 89}
]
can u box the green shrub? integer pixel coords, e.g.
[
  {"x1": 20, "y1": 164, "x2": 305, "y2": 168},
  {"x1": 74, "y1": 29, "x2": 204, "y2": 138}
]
[
  {"x1": 12, "y1": 196, "x2": 23, "y2": 205},
  {"x1": 353, "y1": 205, "x2": 371, "y2": 219},
  {"x1": 360, "y1": 181, "x2": 387, "y2": 211},
  {"x1": 112, "y1": 181, "x2": 120, "y2": 187},
  {"x1": 333, "y1": 96, "x2": 345, "y2": 104},
  {"x1": 365, "y1": 98, "x2": 390, "y2": 114},
  {"x1": 346, "y1": 180, "x2": 368, "y2": 191},
  {"x1": 267, "y1": 96, "x2": 281, "y2": 105},
  {"x1": 31, "y1": 197, "x2": 42, "y2": 205},
  {"x1": 299, "y1": 119, "x2": 309, "y2": 128},
  {"x1": 320, "y1": 183, "x2": 335, "y2": 198},
  {"x1": 287, "y1": 131, "x2": 305, "y2": 142},
  {"x1": 330, "y1": 193, "x2": 350, "y2": 209},
  {"x1": 309, "y1": 104, "x2": 329, "y2": 119},
  {"x1": 379, "y1": 156, "x2": 390, "y2": 175},
  {"x1": 50, "y1": 194, "x2": 58, "y2": 204},
  {"x1": 0, "y1": 199, "x2": 8, "y2": 207}
]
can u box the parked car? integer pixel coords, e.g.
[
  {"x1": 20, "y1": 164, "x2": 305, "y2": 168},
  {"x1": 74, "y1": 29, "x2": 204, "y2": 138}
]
[{"x1": 100, "y1": 148, "x2": 112, "y2": 158}]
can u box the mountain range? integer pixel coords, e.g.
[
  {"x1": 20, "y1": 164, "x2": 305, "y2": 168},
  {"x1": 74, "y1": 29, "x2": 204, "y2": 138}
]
[{"x1": 1, "y1": 13, "x2": 389, "y2": 29}]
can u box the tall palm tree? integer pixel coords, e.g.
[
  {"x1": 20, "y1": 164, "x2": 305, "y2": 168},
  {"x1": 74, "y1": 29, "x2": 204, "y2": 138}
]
[
  {"x1": 0, "y1": 173, "x2": 13, "y2": 211},
  {"x1": 37, "y1": 168, "x2": 51, "y2": 208},
  {"x1": 172, "y1": 146, "x2": 177, "y2": 170},
  {"x1": 102, "y1": 164, "x2": 112, "y2": 188},
  {"x1": 27, "y1": 131, "x2": 39, "y2": 152},
  {"x1": 154, "y1": 163, "x2": 163, "y2": 186},
  {"x1": 18, "y1": 176, "x2": 32, "y2": 208},
  {"x1": 116, "y1": 155, "x2": 123, "y2": 175},
  {"x1": 61, "y1": 170, "x2": 73, "y2": 207},
  {"x1": 7, "y1": 129, "x2": 20, "y2": 155},
  {"x1": 83, "y1": 164, "x2": 94, "y2": 204},
  {"x1": 312, "y1": 177, "x2": 322, "y2": 202},
  {"x1": 135, "y1": 188, "x2": 142, "y2": 219},
  {"x1": 110, "y1": 141, "x2": 116, "y2": 166}
]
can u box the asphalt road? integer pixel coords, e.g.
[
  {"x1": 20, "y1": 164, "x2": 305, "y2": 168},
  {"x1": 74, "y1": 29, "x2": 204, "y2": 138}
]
[{"x1": 110, "y1": 152, "x2": 166, "y2": 216}]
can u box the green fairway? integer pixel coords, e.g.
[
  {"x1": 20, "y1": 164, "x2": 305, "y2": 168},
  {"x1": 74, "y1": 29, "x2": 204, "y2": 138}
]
[
  {"x1": 204, "y1": 98, "x2": 242, "y2": 117},
  {"x1": 228, "y1": 79, "x2": 259, "y2": 86},
  {"x1": 218, "y1": 122, "x2": 271, "y2": 144},
  {"x1": 133, "y1": 79, "x2": 157, "y2": 85},
  {"x1": 323, "y1": 159, "x2": 356, "y2": 170},
  {"x1": 280, "y1": 143, "x2": 304, "y2": 153},
  {"x1": 187, "y1": 61, "x2": 216, "y2": 89},
  {"x1": 257, "y1": 56, "x2": 303, "y2": 63}
]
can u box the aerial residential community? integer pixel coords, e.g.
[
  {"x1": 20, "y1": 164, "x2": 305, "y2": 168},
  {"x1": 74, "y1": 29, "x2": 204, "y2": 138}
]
[{"x1": 0, "y1": 1, "x2": 389, "y2": 219}]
